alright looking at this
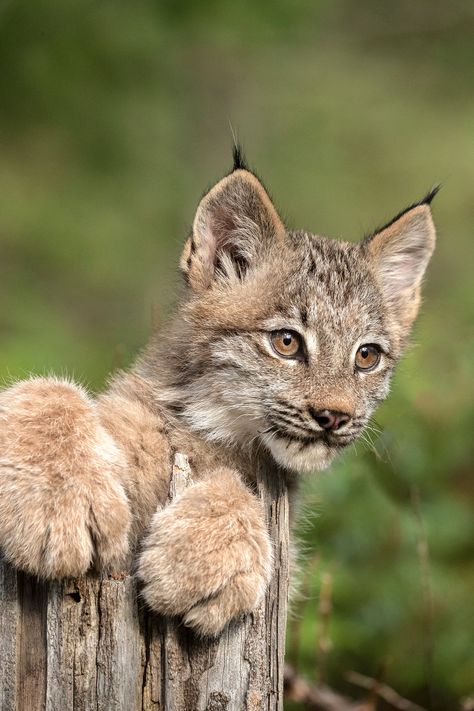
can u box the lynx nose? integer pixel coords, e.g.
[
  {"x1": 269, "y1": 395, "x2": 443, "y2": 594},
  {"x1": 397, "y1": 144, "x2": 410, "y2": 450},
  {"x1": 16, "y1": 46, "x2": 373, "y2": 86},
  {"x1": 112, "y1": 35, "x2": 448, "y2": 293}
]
[{"x1": 310, "y1": 408, "x2": 351, "y2": 431}]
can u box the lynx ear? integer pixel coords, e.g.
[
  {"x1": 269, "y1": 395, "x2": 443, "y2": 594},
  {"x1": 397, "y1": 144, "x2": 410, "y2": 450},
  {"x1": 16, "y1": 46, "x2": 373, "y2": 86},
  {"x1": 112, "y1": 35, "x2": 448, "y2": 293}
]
[
  {"x1": 180, "y1": 169, "x2": 285, "y2": 291},
  {"x1": 364, "y1": 191, "x2": 437, "y2": 333}
]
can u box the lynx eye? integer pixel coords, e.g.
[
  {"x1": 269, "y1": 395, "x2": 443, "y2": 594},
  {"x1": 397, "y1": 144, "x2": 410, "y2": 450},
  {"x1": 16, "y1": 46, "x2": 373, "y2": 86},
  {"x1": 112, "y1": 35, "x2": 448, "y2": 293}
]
[
  {"x1": 355, "y1": 344, "x2": 381, "y2": 372},
  {"x1": 270, "y1": 330, "x2": 303, "y2": 359}
]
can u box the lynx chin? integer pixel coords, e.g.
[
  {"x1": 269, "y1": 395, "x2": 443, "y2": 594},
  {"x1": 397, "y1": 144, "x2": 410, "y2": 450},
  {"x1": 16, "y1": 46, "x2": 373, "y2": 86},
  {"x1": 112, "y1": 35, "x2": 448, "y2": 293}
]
[{"x1": 0, "y1": 149, "x2": 437, "y2": 636}]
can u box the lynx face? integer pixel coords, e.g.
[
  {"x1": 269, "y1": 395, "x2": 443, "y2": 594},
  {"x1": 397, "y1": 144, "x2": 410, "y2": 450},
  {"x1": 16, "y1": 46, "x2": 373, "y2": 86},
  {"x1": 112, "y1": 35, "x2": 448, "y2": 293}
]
[{"x1": 160, "y1": 153, "x2": 436, "y2": 473}]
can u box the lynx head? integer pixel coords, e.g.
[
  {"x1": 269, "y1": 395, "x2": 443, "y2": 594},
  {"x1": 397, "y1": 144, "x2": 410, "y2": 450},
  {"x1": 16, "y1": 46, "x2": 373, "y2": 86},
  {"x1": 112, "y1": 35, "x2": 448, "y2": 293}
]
[{"x1": 160, "y1": 151, "x2": 437, "y2": 473}]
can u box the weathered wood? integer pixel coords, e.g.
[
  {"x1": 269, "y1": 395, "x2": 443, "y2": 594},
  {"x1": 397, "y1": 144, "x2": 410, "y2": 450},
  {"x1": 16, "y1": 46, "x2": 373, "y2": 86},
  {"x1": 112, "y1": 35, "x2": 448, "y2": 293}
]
[
  {"x1": 0, "y1": 453, "x2": 289, "y2": 710},
  {"x1": 152, "y1": 453, "x2": 290, "y2": 711}
]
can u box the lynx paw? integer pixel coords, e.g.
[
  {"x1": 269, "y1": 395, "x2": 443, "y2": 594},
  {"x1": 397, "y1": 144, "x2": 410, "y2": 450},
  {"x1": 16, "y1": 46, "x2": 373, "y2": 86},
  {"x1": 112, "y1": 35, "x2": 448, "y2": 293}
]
[
  {"x1": 138, "y1": 470, "x2": 272, "y2": 636},
  {"x1": 0, "y1": 378, "x2": 131, "y2": 578},
  {"x1": 182, "y1": 570, "x2": 267, "y2": 637}
]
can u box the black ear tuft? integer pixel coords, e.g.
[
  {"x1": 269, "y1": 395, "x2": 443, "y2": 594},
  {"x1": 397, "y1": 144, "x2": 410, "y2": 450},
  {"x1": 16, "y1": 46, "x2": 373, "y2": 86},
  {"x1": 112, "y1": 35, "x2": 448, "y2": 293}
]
[
  {"x1": 232, "y1": 143, "x2": 248, "y2": 172},
  {"x1": 364, "y1": 184, "x2": 441, "y2": 242},
  {"x1": 421, "y1": 184, "x2": 441, "y2": 206}
]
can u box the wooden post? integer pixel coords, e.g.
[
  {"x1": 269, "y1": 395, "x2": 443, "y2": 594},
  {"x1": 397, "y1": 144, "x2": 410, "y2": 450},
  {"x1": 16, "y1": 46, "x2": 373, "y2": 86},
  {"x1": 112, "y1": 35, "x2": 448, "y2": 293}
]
[{"x1": 0, "y1": 454, "x2": 289, "y2": 711}]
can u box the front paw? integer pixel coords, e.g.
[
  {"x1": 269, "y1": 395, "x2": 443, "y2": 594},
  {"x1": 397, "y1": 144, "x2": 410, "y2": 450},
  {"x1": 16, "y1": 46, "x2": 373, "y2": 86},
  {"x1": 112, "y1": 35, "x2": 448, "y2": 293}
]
[
  {"x1": 137, "y1": 470, "x2": 272, "y2": 636},
  {"x1": 0, "y1": 378, "x2": 131, "y2": 578},
  {"x1": 182, "y1": 569, "x2": 267, "y2": 637}
]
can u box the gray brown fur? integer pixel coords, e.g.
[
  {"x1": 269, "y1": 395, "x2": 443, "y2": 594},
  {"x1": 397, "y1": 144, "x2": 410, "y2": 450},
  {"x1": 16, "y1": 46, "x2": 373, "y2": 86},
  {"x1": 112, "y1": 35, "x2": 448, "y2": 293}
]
[{"x1": 0, "y1": 162, "x2": 436, "y2": 636}]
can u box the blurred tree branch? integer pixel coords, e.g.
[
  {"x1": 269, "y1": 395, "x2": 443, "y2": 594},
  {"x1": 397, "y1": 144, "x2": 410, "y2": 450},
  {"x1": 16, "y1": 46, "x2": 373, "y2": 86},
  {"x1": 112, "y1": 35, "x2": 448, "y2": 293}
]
[{"x1": 346, "y1": 670, "x2": 427, "y2": 711}]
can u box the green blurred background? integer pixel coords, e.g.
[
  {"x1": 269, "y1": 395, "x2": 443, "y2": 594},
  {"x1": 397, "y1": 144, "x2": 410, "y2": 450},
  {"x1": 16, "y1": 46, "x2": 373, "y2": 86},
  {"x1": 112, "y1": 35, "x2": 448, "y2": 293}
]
[{"x1": 0, "y1": 1, "x2": 472, "y2": 708}]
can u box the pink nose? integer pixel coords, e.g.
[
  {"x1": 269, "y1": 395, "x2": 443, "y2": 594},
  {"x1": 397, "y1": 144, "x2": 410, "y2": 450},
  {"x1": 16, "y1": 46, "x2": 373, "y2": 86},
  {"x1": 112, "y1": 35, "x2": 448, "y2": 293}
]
[{"x1": 310, "y1": 409, "x2": 351, "y2": 431}]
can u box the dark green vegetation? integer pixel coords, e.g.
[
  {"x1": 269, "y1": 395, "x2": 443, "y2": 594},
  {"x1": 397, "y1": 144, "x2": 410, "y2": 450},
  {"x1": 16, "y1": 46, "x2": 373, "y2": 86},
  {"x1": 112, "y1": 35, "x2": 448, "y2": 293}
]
[{"x1": 0, "y1": 2, "x2": 472, "y2": 708}]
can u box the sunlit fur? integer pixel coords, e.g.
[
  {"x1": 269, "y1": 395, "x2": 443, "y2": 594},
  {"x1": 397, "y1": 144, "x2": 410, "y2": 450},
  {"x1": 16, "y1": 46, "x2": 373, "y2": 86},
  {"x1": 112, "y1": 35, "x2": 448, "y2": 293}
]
[{"x1": 0, "y1": 163, "x2": 436, "y2": 636}]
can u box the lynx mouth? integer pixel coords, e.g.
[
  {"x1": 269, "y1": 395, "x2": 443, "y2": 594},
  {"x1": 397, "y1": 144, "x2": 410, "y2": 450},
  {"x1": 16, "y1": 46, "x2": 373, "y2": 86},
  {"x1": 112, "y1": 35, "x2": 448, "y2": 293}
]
[
  {"x1": 261, "y1": 417, "x2": 360, "y2": 472},
  {"x1": 267, "y1": 423, "x2": 355, "y2": 450}
]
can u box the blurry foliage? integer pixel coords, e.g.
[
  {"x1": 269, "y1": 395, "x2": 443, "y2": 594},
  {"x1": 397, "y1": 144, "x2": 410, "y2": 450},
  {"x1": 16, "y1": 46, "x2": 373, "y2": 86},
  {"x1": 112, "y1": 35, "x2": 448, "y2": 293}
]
[{"x1": 0, "y1": 1, "x2": 473, "y2": 708}]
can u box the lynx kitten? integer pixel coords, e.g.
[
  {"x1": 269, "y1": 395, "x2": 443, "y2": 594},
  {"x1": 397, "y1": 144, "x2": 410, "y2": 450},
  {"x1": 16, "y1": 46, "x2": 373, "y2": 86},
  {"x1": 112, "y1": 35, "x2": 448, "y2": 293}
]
[{"x1": 0, "y1": 150, "x2": 436, "y2": 636}]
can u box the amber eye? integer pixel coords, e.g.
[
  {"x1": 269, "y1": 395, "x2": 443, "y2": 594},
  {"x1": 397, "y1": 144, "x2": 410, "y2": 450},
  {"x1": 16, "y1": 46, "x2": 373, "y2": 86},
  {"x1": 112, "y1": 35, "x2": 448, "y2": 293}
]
[
  {"x1": 270, "y1": 330, "x2": 303, "y2": 359},
  {"x1": 355, "y1": 344, "x2": 381, "y2": 371}
]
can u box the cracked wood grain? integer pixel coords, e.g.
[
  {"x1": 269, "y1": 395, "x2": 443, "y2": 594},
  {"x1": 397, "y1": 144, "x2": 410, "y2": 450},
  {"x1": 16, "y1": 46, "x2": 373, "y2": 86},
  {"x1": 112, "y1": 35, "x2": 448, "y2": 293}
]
[{"x1": 0, "y1": 453, "x2": 289, "y2": 710}]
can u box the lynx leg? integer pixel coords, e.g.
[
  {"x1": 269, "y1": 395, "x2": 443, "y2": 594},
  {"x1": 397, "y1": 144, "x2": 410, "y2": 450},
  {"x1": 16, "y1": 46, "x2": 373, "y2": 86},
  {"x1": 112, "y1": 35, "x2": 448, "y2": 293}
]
[
  {"x1": 0, "y1": 377, "x2": 131, "y2": 578},
  {"x1": 137, "y1": 468, "x2": 272, "y2": 636}
]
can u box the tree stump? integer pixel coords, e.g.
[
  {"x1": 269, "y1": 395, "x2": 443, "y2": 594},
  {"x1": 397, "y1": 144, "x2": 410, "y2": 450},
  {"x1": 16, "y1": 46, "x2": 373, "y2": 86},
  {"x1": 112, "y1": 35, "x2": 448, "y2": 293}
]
[{"x1": 0, "y1": 453, "x2": 289, "y2": 710}]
